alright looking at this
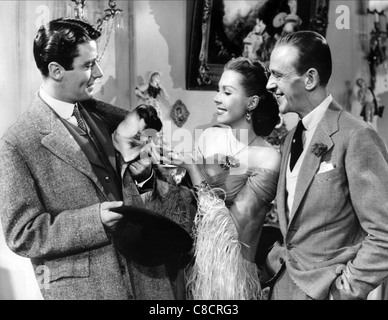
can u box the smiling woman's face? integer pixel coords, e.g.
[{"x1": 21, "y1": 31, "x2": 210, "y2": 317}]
[{"x1": 213, "y1": 70, "x2": 250, "y2": 129}]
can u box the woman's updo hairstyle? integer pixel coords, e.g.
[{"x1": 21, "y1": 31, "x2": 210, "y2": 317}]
[{"x1": 224, "y1": 57, "x2": 280, "y2": 136}]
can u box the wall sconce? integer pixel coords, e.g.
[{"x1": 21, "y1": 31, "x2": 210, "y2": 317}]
[
  {"x1": 71, "y1": 0, "x2": 87, "y2": 20},
  {"x1": 94, "y1": 0, "x2": 123, "y2": 33},
  {"x1": 70, "y1": 0, "x2": 123, "y2": 29},
  {"x1": 366, "y1": 1, "x2": 388, "y2": 89}
]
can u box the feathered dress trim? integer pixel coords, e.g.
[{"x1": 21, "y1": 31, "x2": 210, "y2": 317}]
[
  {"x1": 186, "y1": 186, "x2": 262, "y2": 300},
  {"x1": 143, "y1": 166, "x2": 194, "y2": 233}
]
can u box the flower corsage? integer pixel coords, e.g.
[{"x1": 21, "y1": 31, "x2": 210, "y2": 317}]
[{"x1": 311, "y1": 143, "x2": 328, "y2": 157}]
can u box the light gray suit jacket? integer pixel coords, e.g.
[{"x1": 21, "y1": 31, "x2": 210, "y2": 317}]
[
  {"x1": 266, "y1": 100, "x2": 388, "y2": 300},
  {"x1": 0, "y1": 94, "x2": 174, "y2": 300}
]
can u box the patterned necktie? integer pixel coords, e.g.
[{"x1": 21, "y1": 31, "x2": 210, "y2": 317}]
[
  {"x1": 72, "y1": 104, "x2": 87, "y2": 132},
  {"x1": 290, "y1": 120, "x2": 305, "y2": 171}
]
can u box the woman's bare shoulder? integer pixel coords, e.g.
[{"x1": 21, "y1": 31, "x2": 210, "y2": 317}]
[{"x1": 249, "y1": 145, "x2": 281, "y2": 172}]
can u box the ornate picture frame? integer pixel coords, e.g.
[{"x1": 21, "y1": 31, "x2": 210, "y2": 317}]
[
  {"x1": 186, "y1": 0, "x2": 330, "y2": 91},
  {"x1": 170, "y1": 99, "x2": 190, "y2": 127}
]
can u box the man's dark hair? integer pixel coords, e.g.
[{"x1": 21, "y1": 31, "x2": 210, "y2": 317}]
[
  {"x1": 33, "y1": 18, "x2": 101, "y2": 77},
  {"x1": 276, "y1": 30, "x2": 332, "y2": 86}
]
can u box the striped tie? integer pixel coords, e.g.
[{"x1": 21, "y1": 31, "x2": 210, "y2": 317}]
[{"x1": 72, "y1": 104, "x2": 87, "y2": 131}]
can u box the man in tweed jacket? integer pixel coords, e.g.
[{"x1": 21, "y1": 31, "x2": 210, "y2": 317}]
[{"x1": 0, "y1": 18, "x2": 174, "y2": 300}]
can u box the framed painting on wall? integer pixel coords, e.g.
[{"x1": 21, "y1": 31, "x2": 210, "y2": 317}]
[{"x1": 186, "y1": 0, "x2": 330, "y2": 91}]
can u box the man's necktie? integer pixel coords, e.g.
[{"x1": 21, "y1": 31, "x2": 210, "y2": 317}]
[
  {"x1": 72, "y1": 104, "x2": 87, "y2": 132},
  {"x1": 290, "y1": 120, "x2": 305, "y2": 171}
]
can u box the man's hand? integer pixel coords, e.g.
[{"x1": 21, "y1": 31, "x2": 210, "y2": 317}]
[
  {"x1": 128, "y1": 156, "x2": 152, "y2": 183},
  {"x1": 100, "y1": 201, "x2": 124, "y2": 233}
]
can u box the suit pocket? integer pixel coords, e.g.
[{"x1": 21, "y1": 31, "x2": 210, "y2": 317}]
[
  {"x1": 45, "y1": 251, "x2": 90, "y2": 283},
  {"x1": 314, "y1": 167, "x2": 341, "y2": 183}
]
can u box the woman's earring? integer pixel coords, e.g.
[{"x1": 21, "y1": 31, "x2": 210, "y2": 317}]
[{"x1": 246, "y1": 111, "x2": 252, "y2": 122}]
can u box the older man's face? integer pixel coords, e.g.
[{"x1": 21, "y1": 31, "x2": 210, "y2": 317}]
[{"x1": 266, "y1": 44, "x2": 306, "y2": 115}]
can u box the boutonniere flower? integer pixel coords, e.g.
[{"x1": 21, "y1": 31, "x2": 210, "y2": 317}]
[{"x1": 311, "y1": 143, "x2": 328, "y2": 157}]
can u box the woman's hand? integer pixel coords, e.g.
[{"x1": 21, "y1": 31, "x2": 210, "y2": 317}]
[
  {"x1": 128, "y1": 156, "x2": 152, "y2": 183},
  {"x1": 141, "y1": 142, "x2": 198, "y2": 171}
]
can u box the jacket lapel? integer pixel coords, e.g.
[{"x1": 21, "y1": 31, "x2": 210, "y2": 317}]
[
  {"x1": 79, "y1": 103, "x2": 118, "y2": 173},
  {"x1": 32, "y1": 95, "x2": 106, "y2": 194},
  {"x1": 277, "y1": 131, "x2": 293, "y2": 235},
  {"x1": 288, "y1": 101, "x2": 341, "y2": 226}
]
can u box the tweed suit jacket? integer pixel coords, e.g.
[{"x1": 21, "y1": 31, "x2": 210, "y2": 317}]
[
  {"x1": 266, "y1": 100, "x2": 388, "y2": 300},
  {"x1": 0, "y1": 93, "x2": 174, "y2": 300}
]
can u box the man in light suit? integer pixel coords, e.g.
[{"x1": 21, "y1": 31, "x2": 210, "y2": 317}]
[
  {"x1": 264, "y1": 31, "x2": 388, "y2": 299},
  {"x1": 0, "y1": 18, "x2": 174, "y2": 300}
]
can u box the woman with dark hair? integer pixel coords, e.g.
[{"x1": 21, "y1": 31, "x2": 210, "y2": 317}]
[{"x1": 149, "y1": 57, "x2": 281, "y2": 299}]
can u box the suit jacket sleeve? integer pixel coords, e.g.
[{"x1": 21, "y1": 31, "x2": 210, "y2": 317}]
[
  {"x1": 333, "y1": 126, "x2": 388, "y2": 299},
  {"x1": 0, "y1": 138, "x2": 111, "y2": 261},
  {"x1": 82, "y1": 99, "x2": 129, "y2": 134}
]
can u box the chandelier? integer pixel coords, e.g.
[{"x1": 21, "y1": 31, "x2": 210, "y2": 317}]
[{"x1": 68, "y1": 0, "x2": 123, "y2": 61}]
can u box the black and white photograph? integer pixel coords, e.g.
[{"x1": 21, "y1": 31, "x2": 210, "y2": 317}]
[{"x1": 1, "y1": 0, "x2": 388, "y2": 307}]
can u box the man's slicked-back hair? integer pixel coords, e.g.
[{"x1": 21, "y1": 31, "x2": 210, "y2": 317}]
[
  {"x1": 33, "y1": 18, "x2": 101, "y2": 77},
  {"x1": 276, "y1": 30, "x2": 332, "y2": 86}
]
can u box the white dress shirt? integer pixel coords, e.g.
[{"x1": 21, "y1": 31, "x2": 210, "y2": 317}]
[
  {"x1": 39, "y1": 86, "x2": 79, "y2": 127},
  {"x1": 286, "y1": 94, "x2": 333, "y2": 220}
]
